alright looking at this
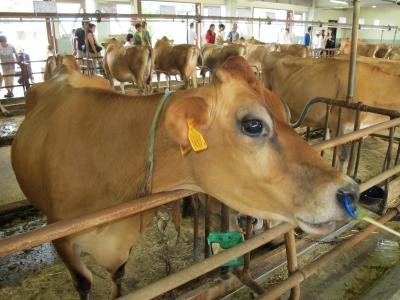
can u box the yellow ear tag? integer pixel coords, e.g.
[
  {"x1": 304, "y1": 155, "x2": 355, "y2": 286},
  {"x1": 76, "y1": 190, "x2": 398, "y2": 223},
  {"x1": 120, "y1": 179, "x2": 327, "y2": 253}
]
[{"x1": 187, "y1": 118, "x2": 208, "y2": 152}]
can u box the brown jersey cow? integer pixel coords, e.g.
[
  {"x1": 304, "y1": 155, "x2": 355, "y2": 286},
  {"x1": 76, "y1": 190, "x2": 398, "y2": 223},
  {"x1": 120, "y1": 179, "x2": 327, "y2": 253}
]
[
  {"x1": 153, "y1": 36, "x2": 200, "y2": 89},
  {"x1": 103, "y1": 38, "x2": 152, "y2": 94}
]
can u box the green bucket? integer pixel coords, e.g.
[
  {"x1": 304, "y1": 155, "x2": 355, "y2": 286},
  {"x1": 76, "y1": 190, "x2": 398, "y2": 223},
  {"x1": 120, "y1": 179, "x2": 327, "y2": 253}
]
[{"x1": 207, "y1": 232, "x2": 244, "y2": 267}]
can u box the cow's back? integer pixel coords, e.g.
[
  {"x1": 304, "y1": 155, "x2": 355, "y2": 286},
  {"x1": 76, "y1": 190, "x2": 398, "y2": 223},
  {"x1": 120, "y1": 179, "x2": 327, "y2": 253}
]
[{"x1": 265, "y1": 56, "x2": 400, "y2": 129}]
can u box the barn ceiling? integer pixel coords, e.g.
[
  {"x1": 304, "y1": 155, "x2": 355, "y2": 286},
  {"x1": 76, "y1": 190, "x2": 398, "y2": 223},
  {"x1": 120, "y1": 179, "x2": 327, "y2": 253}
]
[{"x1": 315, "y1": 0, "x2": 398, "y2": 9}]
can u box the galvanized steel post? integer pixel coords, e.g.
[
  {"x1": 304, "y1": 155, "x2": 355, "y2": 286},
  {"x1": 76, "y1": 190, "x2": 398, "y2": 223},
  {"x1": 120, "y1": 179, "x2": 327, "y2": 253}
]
[{"x1": 346, "y1": 0, "x2": 360, "y2": 103}]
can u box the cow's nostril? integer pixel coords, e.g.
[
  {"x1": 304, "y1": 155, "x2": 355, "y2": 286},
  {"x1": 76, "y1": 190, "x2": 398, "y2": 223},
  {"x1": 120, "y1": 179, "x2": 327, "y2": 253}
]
[{"x1": 337, "y1": 184, "x2": 359, "y2": 219}]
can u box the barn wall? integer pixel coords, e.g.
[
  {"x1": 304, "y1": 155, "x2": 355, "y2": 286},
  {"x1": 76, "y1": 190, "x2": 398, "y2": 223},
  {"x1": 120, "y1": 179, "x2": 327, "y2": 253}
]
[{"x1": 358, "y1": 5, "x2": 400, "y2": 44}]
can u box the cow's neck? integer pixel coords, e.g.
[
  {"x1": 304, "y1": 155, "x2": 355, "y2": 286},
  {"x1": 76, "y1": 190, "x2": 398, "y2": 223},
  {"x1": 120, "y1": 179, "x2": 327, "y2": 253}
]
[{"x1": 134, "y1": 91, "x2": 204, "y2": 196}]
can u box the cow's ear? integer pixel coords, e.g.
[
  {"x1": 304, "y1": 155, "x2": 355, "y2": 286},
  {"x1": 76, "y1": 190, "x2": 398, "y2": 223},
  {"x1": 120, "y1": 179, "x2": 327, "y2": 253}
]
[{"x1": 165, "y1": 96, "x2": 209, "y2": 147}]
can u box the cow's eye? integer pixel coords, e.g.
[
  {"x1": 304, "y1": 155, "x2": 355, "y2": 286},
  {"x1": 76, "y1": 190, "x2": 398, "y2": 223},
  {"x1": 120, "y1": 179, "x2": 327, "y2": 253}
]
[{"x1": 241, "y1": 118, "x2": 268, "y2": 137}]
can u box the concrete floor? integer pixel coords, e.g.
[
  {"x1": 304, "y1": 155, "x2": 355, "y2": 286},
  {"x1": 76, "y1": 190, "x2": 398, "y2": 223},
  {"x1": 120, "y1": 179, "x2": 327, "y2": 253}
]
[{"x1": 0, "y1": 117, "x2": 25, "y2": 207}]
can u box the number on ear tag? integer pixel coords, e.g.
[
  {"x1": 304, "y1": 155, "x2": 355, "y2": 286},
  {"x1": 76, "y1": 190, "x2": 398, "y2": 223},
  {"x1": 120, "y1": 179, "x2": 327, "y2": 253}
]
[{"x1": 187, "y1": 118, "x2": 208, "y2": 152}]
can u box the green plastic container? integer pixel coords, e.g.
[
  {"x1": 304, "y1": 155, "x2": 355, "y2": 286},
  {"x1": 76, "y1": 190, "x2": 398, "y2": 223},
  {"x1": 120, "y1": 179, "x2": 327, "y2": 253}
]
[{"x1": 207, "y1": 232, "x2": 244, "y2": 267}]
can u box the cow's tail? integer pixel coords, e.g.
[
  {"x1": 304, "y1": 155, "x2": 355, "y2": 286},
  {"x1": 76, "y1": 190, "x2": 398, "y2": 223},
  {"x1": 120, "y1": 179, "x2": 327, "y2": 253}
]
[
  {"x1": 145, "y1": 47, "x2": 153, "y2": 86},
  {"x1": 185, "y1": 45, "x2": 200, "y2": 80}
]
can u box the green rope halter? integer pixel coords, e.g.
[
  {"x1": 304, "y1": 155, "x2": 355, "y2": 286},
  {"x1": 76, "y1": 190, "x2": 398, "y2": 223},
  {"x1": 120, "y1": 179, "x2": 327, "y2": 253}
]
[{"x1": 142, "y1": 89, "x2": 173, "y2": 195}]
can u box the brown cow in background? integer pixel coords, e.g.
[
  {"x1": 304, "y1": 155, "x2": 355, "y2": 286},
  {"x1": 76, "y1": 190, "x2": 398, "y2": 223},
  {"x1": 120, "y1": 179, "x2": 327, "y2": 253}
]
[
  {"x1": 44, "y1": 54, "x2": 81, "y2": 81},
  {"x1": 153, "y1": 36, "x2": 200, "y2": 89},
  {"x1": 103, "y1": 38, "x2": 152, "y2": 94}
]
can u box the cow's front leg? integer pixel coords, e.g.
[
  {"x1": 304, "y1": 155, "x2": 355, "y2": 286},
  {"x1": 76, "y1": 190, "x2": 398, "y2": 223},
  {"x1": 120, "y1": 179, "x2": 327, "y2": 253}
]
[
  {"x1": 156, "y1": 72, "x2": 161, "y2": 90},
  {"x1": 182, "y1": 73, "x2": 190, "y2": 89},
  {"x1": 110, "y1": 260, "x2": 128, "y2": 298},
  {"x1": 191, "y1": 71, "x2": 198, "y2": 88},
  {"x1": 338, "y1": 143, "x2": 350, "y2": 172},
  {"x1": 119, "y1": 82, "x2": 126, "y2": 94},
  {"x1": 53, "y1": 239, "x2": 93, "y2": 300}
]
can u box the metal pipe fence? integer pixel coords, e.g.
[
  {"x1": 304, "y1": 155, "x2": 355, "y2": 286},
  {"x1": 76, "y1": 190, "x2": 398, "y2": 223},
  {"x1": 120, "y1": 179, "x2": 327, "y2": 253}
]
[{"x1": 0, "y1": 12, "x2": 398, "y2": 32}]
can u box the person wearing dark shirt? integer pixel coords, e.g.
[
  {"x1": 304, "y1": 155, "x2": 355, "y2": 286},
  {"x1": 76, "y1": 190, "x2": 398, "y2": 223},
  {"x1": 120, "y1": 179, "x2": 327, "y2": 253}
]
[
  {"x1": 18, "y1": 49, "x2": 34, "y2": 83},
  {"x1": 73, "y1": 21, "x2": 89, "y2": 58},
  {"x1": 304, "y1": 26, "x2": 311, "y2": 47},
  {"x1": 325, "y1": 28, "x2": 336, "y2": 57}
]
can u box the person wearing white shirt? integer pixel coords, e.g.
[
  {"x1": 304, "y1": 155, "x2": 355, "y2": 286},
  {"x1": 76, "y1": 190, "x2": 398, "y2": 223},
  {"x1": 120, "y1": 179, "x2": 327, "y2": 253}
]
[
  {"x1": 282, "y1": 28, "x2": 292, "y2": 44},
  {"x1": 188, "y1": 22, "x2": 197, "y2": 45},
  {"x1": 312, "y1": 31, "x2": 323, "y2": 49},
  {"x1": 216, "y1": 24, "x2": 226, "y2": 45}
]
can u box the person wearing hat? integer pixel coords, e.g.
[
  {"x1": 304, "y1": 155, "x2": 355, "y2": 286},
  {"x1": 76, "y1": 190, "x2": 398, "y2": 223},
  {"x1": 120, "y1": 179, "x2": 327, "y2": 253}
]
[
  {"x1": 227, "y1": 24, "x2": 239, "y2": 42},
  {"x1": 312, "y1": 31, "x2": 323, "y2": 49}
]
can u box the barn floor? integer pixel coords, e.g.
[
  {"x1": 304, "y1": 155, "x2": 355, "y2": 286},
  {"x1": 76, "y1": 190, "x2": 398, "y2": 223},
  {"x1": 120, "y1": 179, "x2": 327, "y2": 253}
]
[
  {"x1": 0, "y1": 120, "x2": 399, "y2": 299},
  {"x1": 0, "y1": 116, "x2": 25, "y2": 207},
  {"x1": 230, "y1": 220, "x2": 400, "y2": 300}
]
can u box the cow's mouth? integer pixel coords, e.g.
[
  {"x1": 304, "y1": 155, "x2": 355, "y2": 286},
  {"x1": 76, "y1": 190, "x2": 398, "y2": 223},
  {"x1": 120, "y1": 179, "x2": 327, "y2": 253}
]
[{"x1": 296, "y1": 217, "x2": 336, "y2": 234}]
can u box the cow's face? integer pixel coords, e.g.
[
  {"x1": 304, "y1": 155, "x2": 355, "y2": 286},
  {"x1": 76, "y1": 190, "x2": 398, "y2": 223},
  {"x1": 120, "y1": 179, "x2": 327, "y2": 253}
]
[{"x1": 165, "y1": 57, "x2": 358, "y2": 234}]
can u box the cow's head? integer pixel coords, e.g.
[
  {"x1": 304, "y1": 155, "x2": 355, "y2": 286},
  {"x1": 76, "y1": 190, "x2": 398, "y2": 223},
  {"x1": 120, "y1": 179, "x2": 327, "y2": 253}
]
[
  {"x1": 165, "y1": 56, "x2": 358, "y2": 234},
  {"x1": 101, "y1": 38, "x2": 122, "y2": 52},
  {"x1": 155, "y1": 36, "x2": 174, "y2": 48}
]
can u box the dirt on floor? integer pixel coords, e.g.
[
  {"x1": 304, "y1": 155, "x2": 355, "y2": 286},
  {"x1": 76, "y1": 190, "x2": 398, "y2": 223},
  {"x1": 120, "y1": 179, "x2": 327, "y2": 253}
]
[{"x1": 0, "y1": 204, "x2": 227, "y2": 299}]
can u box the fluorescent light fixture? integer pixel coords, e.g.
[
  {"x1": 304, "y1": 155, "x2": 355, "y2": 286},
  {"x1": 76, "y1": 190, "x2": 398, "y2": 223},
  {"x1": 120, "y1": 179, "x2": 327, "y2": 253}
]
[
  {"x1": 371, "y1": 5, "x2": 376, "y2": 8},
  {"x1": 330, "y1": 0, "x2": 348, "y2": 5}
]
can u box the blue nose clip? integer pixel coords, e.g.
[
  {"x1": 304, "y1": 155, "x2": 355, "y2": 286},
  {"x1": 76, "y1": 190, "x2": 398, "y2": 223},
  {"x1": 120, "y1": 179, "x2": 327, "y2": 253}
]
[{"x1": 344, "y1": 195, "x2": 358, "y2": 219}]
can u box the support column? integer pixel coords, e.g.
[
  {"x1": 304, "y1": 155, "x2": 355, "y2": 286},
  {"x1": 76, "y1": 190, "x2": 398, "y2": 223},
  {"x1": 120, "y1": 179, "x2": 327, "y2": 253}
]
[
  {"x1": 346, "y1": 0, "x2": 360, "y2": 103},
  {"x1": 130, "y1": 0, "x2": 137, "y2": 13},
  {"x1": 225, "y1": 0, "x2": 238, "y2": 17},
  {"x1": 195, "y1": 3, "x2": 201, "y2": 47}
]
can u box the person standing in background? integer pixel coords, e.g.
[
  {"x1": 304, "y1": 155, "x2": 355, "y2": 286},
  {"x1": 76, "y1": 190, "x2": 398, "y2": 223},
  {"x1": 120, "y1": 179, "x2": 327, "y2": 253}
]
[
  {"x1": 312, "y1": 31, "x2": 324, "y2": 56},
  {"x1": 205, "y1": 24, "x2": 216, "y2": 44},
  {"x1": 125, "y1": 33, "x2": 134, "y2": 47},
  {"x1": 142, "y1": 21, "x2": 152, "y2": 47},
  {"x1": 325, "y1": 28, "x2": 336, "y2": 57},
  {"x1": 321, "y1": 29, "x2": 326, "y2": 47},
  {"x1": 216, "y1": 24, "x2": 226, "y2": 45},
  {"x1": 188, "y1": 22, "x2": 197, "y2": 45},
  {"x1": 18, "y1": 49, "x2": 34, "y2": 83},
  {"x1": 72, "y1": 20, "x2": 89, "y2": 58},
  {"x1": 227, "y1": 24, "x2": 239, "y2": 42},
  {"x1": 0, "y1": 35, "x2": 19, "y2": 98},
  {"x1": 133, "y1": 23, "x2": 152, "y2": 47},
  {"x1": 86, "y1": 23, "x2": 102, "y2": 57},
  {"x1": 282, "y1": 28, "x2": 291, "y2": 44},
  {"x1": 304, "y1": 26, "x2": 312, "y2": 47}
]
